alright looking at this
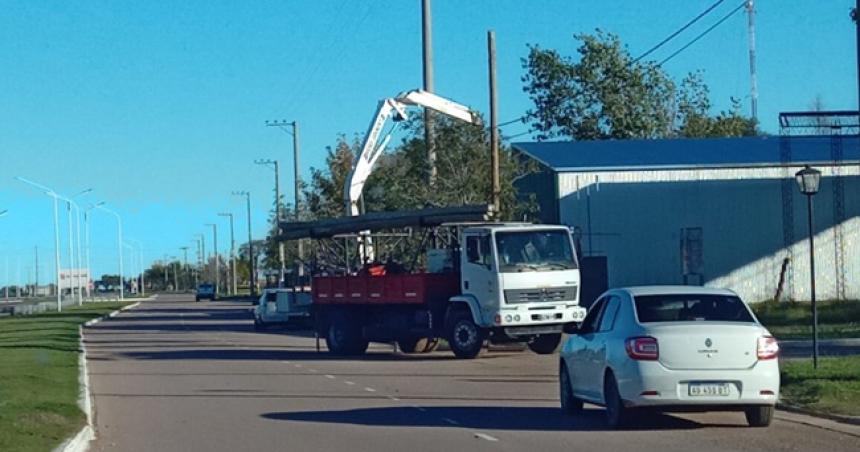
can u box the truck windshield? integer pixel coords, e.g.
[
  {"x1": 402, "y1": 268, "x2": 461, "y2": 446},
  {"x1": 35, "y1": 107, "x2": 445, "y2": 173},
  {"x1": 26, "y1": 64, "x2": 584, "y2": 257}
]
[{"x1": 495, "y1": 230, "x2": 578, "y2": 272}]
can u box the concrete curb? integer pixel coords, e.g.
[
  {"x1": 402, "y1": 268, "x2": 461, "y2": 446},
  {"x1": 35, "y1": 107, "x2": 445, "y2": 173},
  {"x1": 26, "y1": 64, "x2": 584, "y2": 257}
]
[
  {"x1": 54, "y1": 301, "x2": 141, "y2": 452},
  {"x1": 778, "y1": 402, "x2": 860, "y2": 426}
]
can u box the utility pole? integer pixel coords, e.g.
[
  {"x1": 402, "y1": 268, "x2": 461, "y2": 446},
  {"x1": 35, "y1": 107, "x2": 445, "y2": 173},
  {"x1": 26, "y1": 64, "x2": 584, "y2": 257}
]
[
  {"x1": 206, "y1": 223, "x2": 219, "y2": 297},
  {"x1": 180, "y1": 246, "x2": 189, "y2": 292},
  {"x1": 488, "y1": 30, "x2": 501, "y2": 216},
  {"x1": 198, "y1": 233, "x2": 206, "y2": 282},
  {"x1": 255, "y1": 157, "x2": 286, "y2": 286},
  {"x1": 218, "y1": 213, "x2": 236, "y2": 295},
  {"x1": 233, "y1": 191, "x2": 255, "y2": 296},
  {"x1": 264, "y1": 120, "x2": 304, "y2": 280},
  {"x1": 422, "y1": 0, "x2": 436, "y2": 185},
  {"x1": 34, "y1": 246, "x2": 39, "y2": 297},
  {"x1": 746, "y1": 0, "x2": 758, "y2": 123}
]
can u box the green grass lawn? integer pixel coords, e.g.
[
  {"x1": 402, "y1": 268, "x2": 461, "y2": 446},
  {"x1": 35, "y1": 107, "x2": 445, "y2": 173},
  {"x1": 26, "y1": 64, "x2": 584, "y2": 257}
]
[
  {"x1": 753, "y1": 299, "x2": 860, "y2": 340},
  {"x1": 0, "y1": 302, "x2": 130, "y2": 452},
  {"x1": 780, "y1": 356, "x2": 860, "y2": 417}
]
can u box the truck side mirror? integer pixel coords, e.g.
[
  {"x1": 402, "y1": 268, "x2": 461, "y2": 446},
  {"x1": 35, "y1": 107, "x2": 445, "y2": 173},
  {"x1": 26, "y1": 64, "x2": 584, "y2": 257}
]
[{"x1": 562, "y1": 322, "x2": 579, "y2": 335}]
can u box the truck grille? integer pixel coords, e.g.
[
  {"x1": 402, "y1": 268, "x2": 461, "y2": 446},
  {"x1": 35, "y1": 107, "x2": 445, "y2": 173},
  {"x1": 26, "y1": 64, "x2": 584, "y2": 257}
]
[{"x1": 504, "y1": 286, "x2": 577, "y2": 304}]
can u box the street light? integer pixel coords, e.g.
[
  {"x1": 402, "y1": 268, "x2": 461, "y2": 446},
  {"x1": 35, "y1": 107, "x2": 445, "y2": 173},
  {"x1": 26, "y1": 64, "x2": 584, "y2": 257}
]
[
  {"x1": 94, "y1": 203, "x2": 124, "y2": 301},
  {"x1": 16, "y1": 177, "x2": 64, "y2": 311},
  {"x1": 218, "y1": 212, "x2": 237, "y2": 295},
  {"x1": 206, "y1": 223, "x2": 219, "y2": 297},
  {"x1": 265, "y1": 120, "x2": 304, "y2": 280},
  {"x1": 232, "y1": 191, "x2": 255, "y2": 296},
  {"x1": 67, "y1": 188, "x2": 92, "y2": 305},
  {"x1": 795, "y1": 165, "x2": 822, "y2": 369},
  {"x1": 126, "y1": 238, "x2": 145, "y2": 297}
]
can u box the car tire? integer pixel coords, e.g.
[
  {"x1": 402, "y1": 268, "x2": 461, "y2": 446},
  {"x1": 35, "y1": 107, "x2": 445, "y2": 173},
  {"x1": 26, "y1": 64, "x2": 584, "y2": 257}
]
[
  {"x1": 604, "y1": 372, "x2": 630, "y2": 428},
  {"x1": 559, "y1": 363, "x2": 583, "y2": 414},
  {"x1": 744, "y1": 406, "x2": 774, "y2": 427},
  {"x1": 446, "y1": 310, "x2": 486, "y2": 359},
  {"x1": 325, "y1": 312, "x2": 368, "y2": 356},
  {"x1": 528, "y1": 333, "x2": 562, "y2": 354}
]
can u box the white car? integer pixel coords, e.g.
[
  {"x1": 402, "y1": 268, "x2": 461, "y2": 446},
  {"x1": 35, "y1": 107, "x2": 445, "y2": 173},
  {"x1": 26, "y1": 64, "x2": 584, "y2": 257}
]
[{"x1": 559, "y1": 286, "x2": 780, "y2": 428}]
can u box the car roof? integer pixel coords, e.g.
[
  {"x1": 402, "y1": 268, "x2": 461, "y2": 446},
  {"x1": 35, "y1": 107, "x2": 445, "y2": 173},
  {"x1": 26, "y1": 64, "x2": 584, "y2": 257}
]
[{"x1": 613, "y1": 285, "x2": 738, "y2": 297}]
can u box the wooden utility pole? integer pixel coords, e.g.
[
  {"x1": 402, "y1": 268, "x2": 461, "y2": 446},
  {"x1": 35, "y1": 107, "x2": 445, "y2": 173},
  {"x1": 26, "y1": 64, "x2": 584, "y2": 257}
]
[
  {"x1": 488, "y1": 30, "x2": 500, "y2": 216},
  {"x1": 422, "y1": 0, "x2": 436, "y2": 185}
]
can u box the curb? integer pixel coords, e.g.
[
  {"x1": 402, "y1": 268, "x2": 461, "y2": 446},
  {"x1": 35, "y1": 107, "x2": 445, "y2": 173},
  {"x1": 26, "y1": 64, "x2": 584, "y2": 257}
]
[
  {"x1": 778, "y1": 402, "x2": 860, "y2": 426},
  {"x1": 54, "y1": 301, "x2": 141, "y2": 452}
]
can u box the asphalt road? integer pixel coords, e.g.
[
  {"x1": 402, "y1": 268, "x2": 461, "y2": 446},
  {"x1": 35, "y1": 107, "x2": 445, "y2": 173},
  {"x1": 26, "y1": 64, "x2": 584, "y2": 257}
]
[{"x1": 85, "y1": 295, "x2": 860, "y2": 452}]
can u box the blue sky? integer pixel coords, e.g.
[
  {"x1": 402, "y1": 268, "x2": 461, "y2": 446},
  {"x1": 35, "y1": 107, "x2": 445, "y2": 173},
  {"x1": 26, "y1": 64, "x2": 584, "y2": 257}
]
[{"x1": 0, "y1": 0, "x2": 857, "y2": 284}]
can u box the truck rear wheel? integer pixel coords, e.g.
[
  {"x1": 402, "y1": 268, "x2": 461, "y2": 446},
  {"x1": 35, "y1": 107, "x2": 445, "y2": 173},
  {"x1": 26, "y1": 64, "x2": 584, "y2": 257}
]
[
  {"x1": 528, "y1": 333, "x2": 562, "y2": 354},
  {"x1": 325, "y1": 312, "x2": 368, "y2": 356},
  {"x1": 447, "y1": 311, "x2": 485, "y2": 359}
]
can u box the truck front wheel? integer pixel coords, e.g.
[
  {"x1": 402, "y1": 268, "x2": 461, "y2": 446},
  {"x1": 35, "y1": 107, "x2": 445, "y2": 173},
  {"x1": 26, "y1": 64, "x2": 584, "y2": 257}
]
[
  {"x1": 528, "y1": 333, "x2": 562, "y2": 354},
  {"x1": 447, "y1": 311, "x2": 486, "y2": 359},
  {"x1": 326, "y1": 312, "x2": 368, "y2": 356}
]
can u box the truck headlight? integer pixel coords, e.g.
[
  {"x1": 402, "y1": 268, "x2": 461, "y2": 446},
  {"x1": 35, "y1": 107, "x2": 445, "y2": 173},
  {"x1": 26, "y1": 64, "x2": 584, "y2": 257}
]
[{"x1": 505, "y1": 315, "x2": 513, "y2": 323}]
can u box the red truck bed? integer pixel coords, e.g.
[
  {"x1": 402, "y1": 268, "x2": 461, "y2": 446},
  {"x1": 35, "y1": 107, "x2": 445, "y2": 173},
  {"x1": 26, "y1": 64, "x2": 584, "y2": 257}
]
[{"x1": 312, "y1": 273, "x2": 460, "y2": 305}]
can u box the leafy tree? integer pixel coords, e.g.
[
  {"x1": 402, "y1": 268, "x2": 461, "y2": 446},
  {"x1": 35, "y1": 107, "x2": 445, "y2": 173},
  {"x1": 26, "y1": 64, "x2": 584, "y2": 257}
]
[{"x1": 522, "y1": 30, "x2": 757, "y2": 140}]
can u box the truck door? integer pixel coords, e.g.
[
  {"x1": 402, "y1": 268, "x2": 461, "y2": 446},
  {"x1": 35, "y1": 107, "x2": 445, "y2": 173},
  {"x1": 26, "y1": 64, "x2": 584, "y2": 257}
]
[{"x1": 462, "y1": 233, "x2": 497, "y2": 323}]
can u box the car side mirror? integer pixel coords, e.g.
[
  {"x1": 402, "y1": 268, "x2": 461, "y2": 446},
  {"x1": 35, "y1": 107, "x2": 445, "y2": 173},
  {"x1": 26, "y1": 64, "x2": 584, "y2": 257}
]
[{"x1": 562, "y1": 322, "x2": 580, "y2": 335}]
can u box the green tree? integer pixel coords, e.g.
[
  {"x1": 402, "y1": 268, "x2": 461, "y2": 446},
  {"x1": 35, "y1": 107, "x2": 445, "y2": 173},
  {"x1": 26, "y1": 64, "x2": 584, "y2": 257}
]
[{"x1": 522, "y1": 30, "x2": 757, "y2": 140}]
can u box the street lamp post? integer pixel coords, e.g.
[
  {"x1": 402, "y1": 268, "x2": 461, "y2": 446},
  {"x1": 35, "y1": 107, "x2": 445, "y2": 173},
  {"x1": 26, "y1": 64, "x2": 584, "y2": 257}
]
[
  {"x1": 232, "y1": 191, "x2": 255, "y2": 296},
  {"x1": 180, "y1": 246, "x2": 189, "y2": 292},
  {"x1": 218, "y1": 213, "x2": 237, "y2": 295},
  {"x1": 254, "y1": 158, "x2": 285, "y2": 286},
  {"x1": 16, "y1": 177, "x2": 64, "y2": 311},
  {"x1": 67, "y1": 189, "x2": 92, "y2": 305},
  {"x1": 795, "y1": 165, "x2": 822, "y2": 370},
  {"x1": 127, "y1": 239, "x2": 145, "y2": 297},
  {"x1": 206, "y1": 223, "x2": 219, "y2": 297},
  {"x1": 94, "y1": 203, "x2": 124, "y2": 301}
]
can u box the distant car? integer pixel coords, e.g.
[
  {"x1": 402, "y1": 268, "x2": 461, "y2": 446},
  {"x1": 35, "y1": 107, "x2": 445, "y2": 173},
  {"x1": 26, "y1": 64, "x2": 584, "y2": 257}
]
[
  {"x1": 253, "y1": 288, "x2": 312, "y2": 329},
  {"x1": 559, "y1": 286, "x2": 779, "y2": 428},
  {"x1": 195, "y1": 283, "x2": 216, "y2": 302}
]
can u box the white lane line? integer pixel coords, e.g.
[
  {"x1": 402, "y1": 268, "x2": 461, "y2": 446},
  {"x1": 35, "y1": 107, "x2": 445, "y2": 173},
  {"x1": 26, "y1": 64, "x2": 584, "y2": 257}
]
[
  {"x1": 387, "y1": 396, "x2": 400, "y2": 401},
  {"x1": 344, "y1": 381, "x2": 355, "y2": 386},
  {"x1": 294, "y1": 363, "x2": 303, "y2": 368},
  {"x1": 474, "y1": 432, "x2": 499, "y2": 442},
  {"x1": 442, "y1": 417, "x2": 460, "y2": 426},
  {"x1": 364, "y1": 387, "x2": 377, "y2": 392},
  {"x1": 324, "y1": 374, "x2": 336, "y2": 379},
  {"x1": 282, "y1": 360, "x2": 290, "y2": 363},
  {"x1": 411, "y1": 405, "x2": 427, "y2": 412}
]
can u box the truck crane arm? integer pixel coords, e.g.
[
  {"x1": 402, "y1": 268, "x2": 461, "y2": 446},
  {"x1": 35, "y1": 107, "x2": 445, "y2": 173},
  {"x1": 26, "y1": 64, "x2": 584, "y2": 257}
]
[{"x1": 344, "y1": 89, "x2": 481, "y2": 216}]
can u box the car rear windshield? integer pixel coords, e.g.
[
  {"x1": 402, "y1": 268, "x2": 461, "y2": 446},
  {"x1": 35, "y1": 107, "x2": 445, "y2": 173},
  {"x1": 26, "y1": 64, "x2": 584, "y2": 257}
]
[{"x1": 634, "y1": 294, "x2": 756, "y2": 323}]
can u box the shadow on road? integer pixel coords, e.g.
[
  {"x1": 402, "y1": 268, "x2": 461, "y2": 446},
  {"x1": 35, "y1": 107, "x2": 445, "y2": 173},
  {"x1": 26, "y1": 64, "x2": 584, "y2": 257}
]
[
  {"x1": 117, "y1": 348, "x2": 470, "y2": 362},
  {"x1": 261, "y1": 406, "x2": 729, "y2": 431}
]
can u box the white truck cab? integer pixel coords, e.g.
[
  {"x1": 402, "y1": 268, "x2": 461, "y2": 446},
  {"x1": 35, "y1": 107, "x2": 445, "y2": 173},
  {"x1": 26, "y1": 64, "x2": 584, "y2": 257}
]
[{"x1": 253, "y1": 288, "x2": 313, "y2": 329}]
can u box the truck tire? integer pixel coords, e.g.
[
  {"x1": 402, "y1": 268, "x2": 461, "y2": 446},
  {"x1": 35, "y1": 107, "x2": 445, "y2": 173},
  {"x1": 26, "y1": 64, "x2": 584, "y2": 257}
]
[
  {"x1": 528, "y1": 333, "x2": 562, "y2": 354},
  {"x1": 398, "y1": 337, "x2": 440, "y2": 354},
  {"x1": 446, "y1": 311, "x2": 486, "y2": 359},
  {"x1": 325, "y1": 312, "x2": 368, "y2": 356}
]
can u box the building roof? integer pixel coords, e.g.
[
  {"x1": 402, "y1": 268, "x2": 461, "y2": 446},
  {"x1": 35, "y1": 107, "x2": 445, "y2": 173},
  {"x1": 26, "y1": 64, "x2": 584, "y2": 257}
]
[{"x1": 512, "y1": 135, "x2": 860, "y2": 172}]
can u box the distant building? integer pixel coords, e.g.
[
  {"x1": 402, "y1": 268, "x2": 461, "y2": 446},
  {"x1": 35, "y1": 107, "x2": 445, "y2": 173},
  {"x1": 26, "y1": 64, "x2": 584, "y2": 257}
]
[{"x1": 514, "y1": 135, "x2": 859, "y2": 303}]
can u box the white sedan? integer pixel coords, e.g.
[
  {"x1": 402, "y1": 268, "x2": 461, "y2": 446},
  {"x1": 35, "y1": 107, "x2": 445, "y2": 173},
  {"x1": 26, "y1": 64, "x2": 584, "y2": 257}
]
[{"x1": 559, "y1": 286, "x2": 780, "y2": 428}]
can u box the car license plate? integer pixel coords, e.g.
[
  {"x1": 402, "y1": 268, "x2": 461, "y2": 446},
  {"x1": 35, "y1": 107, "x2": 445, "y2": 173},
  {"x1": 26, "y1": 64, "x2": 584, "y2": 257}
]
[{"x1": 689, "y1": 383, "x2": 731, "y2": 397}]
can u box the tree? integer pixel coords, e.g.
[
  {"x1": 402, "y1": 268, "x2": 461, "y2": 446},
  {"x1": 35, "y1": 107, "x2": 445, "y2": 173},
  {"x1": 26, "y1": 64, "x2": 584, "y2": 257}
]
[{"x1": 522, "y1": 30, "x2": 757, "y2": 140}]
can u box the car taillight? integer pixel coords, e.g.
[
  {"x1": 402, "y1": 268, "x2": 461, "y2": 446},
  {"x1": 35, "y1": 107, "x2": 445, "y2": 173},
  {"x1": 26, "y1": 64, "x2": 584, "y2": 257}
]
[
  {"x1": 757, "y1": 335, "x2": 779, "y2": 360},
  {"x1": 626, "y1": 336, "x2": 659, "y2": 360}
]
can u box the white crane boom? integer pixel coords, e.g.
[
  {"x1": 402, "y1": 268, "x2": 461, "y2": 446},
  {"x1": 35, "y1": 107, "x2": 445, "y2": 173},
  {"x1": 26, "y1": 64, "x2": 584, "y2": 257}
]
[{"x1": 344, "y1": 89, "x2": 481, "y2": 217}]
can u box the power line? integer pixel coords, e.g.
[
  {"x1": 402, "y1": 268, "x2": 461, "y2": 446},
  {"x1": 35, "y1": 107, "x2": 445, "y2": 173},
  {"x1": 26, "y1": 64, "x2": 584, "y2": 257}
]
[
  {"x1": 498, "y1": 116, "x2": 526, "y2": 128},
  {"x1": 658, "y1": 1, "x2": 747, "y2": 67},
  {"x1": 634, "y1": 0, "x2": 726, "y2": 63}
]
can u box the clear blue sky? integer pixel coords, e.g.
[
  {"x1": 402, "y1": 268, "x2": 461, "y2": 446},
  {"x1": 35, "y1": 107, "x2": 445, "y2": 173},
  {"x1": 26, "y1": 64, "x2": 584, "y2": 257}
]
[{"x1": 0, "y1": 0, "x2": 856, "y2": 284}]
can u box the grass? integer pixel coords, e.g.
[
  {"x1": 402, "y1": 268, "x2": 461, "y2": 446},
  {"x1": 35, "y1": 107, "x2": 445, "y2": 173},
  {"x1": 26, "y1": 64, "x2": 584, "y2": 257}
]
[
  {"x1": 752, "y1": 299, "x2": 860, "y2": 340},
  {"x1": 0, "y1": 302, "x2": 130, "y2": 452},
  {"x1": 780, "y1": 356, "x2": 860, "y2": 417}
]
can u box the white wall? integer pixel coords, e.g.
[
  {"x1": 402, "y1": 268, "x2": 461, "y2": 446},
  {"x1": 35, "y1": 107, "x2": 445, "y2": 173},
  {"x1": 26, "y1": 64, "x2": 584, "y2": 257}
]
[{"x1": 557, "y1": 166, "x2": 860, "y2": 302}]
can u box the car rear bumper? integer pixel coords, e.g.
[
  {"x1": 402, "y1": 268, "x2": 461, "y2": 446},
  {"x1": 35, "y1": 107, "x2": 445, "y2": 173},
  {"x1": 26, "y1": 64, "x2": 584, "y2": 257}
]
[{"x1": 617, "y1": 359, "x2": 780, "y2": 408}]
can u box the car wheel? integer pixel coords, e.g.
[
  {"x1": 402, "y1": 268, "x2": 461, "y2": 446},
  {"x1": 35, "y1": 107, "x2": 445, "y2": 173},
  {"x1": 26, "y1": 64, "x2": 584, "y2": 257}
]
[
  {"x1": 744, "y1": 406, "x2": 774, "y2": 427},
  {"x1": 528, "y1": 333, "x2": 562, "y2": 354},
  {"x1": 604, "y1": 372, "x2": 630, "y2": 428},
  {"x1": 559, "y1": 363, "x2": 583, "y2": 414},
  {"x1": 446, "y1": 311, "x2": 485, "y2": 359}
]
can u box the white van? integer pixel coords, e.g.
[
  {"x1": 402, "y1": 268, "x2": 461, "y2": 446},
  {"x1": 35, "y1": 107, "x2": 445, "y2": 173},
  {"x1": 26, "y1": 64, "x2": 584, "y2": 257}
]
[{"x1": 253, "y1": 288, "x2": 312, "y2": 329}]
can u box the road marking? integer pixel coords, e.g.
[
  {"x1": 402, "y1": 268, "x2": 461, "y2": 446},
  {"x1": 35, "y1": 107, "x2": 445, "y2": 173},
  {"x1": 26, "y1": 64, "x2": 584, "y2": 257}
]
[
  {"x1": 387, "y1": 395, "x2": 400, "y2": 401},
  {"x1": 364, "y1": 387, "x2": 376, "y2": 392},
  {"x1": 344, "y1": 381, "x2": 355, "y2": 386},
  {"x1": 294, "y1": 364, "x2": 303, "y2": 368},
  {"x1": 442, "y1": 417, "x2": 460, "y2": 425},
  {"x1": 324, "y1": 374, "x2": 336, "y2": 379},
  {"x1": 282, "y1": 361, "x2": 290, "y2": 364},
  {"x1": 411, "y1": 405, "x2": 427, "y2": 412},
  {"x1": 308, "y1": 369, "x2": 318, "y2": 373},
  {"x1": 473, "y1": 433, "x2": 499, "y2": 442}
]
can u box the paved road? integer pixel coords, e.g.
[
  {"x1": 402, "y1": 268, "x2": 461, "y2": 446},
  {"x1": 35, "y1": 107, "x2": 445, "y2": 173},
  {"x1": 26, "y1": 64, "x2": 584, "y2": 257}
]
[{"x1": 85, "y1": 295, "x2": 860, "y2": 452}]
